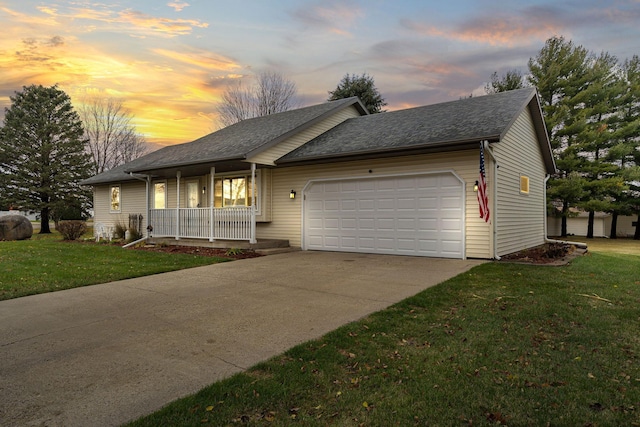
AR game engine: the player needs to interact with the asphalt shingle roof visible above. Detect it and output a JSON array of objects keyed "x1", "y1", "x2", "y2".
[
  {"x1": 82, "y1": 97, "x2": 364, "y2": 185},
  {"x1": 278, "y1": 88, "x2": 538, "y2": 163},
  {"x1": 82, "y1": 88, "x2": 554, "y2": 185}
]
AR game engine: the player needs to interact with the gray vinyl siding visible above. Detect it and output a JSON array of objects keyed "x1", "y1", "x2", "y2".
[
  {"x1": 256, "y1": 151, "x2": 492, "y2": 259},
  {"x1": 493, "y1": 107, "x2": 547, "y2": 256}
]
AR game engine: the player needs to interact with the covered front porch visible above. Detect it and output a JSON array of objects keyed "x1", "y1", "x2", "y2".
[{"x1": 137, "y1": 161, "x2": 270, "y2": 245}]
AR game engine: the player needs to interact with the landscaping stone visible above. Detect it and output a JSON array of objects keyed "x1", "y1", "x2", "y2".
[{"x1": 0, "y1": 215, "x2": 33, "y2": 241}]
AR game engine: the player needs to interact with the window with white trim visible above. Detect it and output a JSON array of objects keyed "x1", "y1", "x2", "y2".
[
  {"x1": 110, "y1": 185, "x2": 121, "y2": 212},
  {"x1": 154, "y1": 182, "x2": 166, "y2": 209},
  {"x1": 213, "y1": 171, "x2": 260, "y2": 213}
]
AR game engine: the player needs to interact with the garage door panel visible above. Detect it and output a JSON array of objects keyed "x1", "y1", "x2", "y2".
[{"x1": 304, "y1": 174, "x2": 463, "y2": 258}]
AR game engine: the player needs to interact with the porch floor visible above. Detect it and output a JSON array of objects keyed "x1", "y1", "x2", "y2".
[{"x1": 147, "y1": 237, "x2": 290, "y2": 250}]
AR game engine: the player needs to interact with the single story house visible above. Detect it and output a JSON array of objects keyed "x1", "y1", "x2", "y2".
[{"x1": 82, "y1": 88, "x2": 556, "y2": 259}]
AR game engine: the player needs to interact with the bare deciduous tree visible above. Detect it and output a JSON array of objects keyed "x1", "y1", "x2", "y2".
[
  {"x1": 78, "y1": 97, "x2": 150, "y2": 174},
  {"x1": 216, "y1": 70, "x2": 299, "y2": 128}
]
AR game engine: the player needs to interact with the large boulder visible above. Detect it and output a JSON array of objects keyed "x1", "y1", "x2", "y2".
[{"x1": 0, "y1": 215, "x2": 33, "y2": 241}]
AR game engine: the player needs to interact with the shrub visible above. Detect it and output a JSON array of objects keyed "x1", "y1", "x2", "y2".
[
  {"x1": 113, "y1": 218, "x2": 128, "y2": 239},
  {"x1": 225, "y1": 248, "x2": 244, "y2": 256},
  {"x1": 127, "y1": 228, "x2": 143, "y2": 243},
  {"x1": 544, "y1": 242, "x2": 570, "y2": 259},
  {"x1": 57, "y1": 221, "x2": 87, "y2": 241}
]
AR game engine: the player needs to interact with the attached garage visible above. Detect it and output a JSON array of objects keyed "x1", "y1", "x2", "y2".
[{"x1": 303, "y1": 172, "x2": 464, "y2": 258}]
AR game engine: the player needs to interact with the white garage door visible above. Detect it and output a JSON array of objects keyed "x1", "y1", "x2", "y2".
[{"x1": 303, "y1": 173, "x2": 464, "y2": 258}]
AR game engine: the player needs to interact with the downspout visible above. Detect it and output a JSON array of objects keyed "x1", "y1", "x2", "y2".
[
  {"x1": 543, "y1": 173, "x2": 588, "y2": 249},
  {"x1": 176, "y1": 170, "x2": 181, "y2": 240},
  {"x1": 209, "y1": 166, "x2": 215, "y2": 242},
  {"x1": 250, "y1": 163, "x2": 257, "y2": 244},
  {"x1": 127, "y1": 172, "x2": 151, "y2": 245},
  {"x1": 483, "y1": 141, "x2": 501, "y2": 260}
]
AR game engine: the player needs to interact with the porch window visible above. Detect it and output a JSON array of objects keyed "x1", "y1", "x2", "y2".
[
  {"x1": 186, "y1": 181, "x2": 199, "y2": 208},
  {"x1": 154, "y1": 182, "x2": 166, "y2": 209},
  {"x1": 213, "y1": 173, "x2": 258, "y2": 212},
  {"x1": 110, "y1": 186, "x2": 121, "y2": 212}
]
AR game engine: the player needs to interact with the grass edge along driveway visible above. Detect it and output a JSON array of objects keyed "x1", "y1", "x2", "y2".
[
  {"x1": 0, "y1": 239, "x2": 230, "y2": 301},
  {"x1": 128, "y1": 244, "x2": 640, "y2": 427}
]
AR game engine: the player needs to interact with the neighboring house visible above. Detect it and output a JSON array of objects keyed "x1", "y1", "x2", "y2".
[
  {"x1": 81, "y1": 88, "x2": 556, "y2": 259},
  {"x1": 547, "y1": 212, "x2": 637, "y2": 238},
  {"x1": 0, "y1": 210, "x2": 38, "y2": 221}
]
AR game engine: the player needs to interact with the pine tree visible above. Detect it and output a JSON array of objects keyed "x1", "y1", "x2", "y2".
[
  {"x1": 528, "y1": 36, "x2": 590, "y2": 236},
  {"x1": 485, "y1": 69, "x2": 528, "y2": 94},
  {"x1": 571, "y1": 52, "x2": 626, "y2": 237},
  {"x1": 0, "y1": 85, "x2": 92, "y2": 233},
  {"x1": 328, "y1": 73, "x2": 387, "y2": 114},
  {"x1": 607, "y1": 55, "x2": 640, "y2": 238}
]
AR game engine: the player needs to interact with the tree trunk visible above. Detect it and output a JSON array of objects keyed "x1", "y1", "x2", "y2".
[
  {"x1": 40, "y1": 207, "x2": 51, "y2": 234},
  {"x1": 586, "y1": 211, "x2": 594, "y2": 238},
  {"x1": 609, "y1": 212, "x2": 618, "y2": 239},
  {"x1": 561, "y1": 201, "x2": 568, "y2": 237},
  {"x1": 635, "y1": 214, "x2": 640, "y2": 240}
]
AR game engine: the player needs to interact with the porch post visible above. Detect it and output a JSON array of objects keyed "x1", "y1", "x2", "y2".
[
  {"x1": 209, "y1": 166, "x2": 215, "y2": 242},
  {"x1": 145, "y1": 176, "x2": 150, "y2": 237},
  {"x1": 250, "y1": 162, "x2": 257, "y2": 244},
  {"x1": 176, "y1": 170, "x2": 181, "y2": 240}
]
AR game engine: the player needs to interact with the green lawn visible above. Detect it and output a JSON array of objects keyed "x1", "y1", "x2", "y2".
[
  {"x1": 0, "y1": 232, "x2": 230, "y2": 300},
  {"x1": 128, "y1": 241, "x2": 640, "y2": 426}
]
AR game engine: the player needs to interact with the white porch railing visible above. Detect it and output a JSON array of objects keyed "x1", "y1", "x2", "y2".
[{"x1": 149, "y1": 207, "x2": 254, "y2": 241}]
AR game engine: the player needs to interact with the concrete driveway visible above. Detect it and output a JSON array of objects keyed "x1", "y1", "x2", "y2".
[{"x1": 0, "y1": 251, "x2": 483, "y2": 426}]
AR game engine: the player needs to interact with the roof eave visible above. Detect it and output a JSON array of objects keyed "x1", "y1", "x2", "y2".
[
  {"x1": 275, "y1": 136, "x2": 500, "y2": 166},
  {"x1": 125, "y1": 155, "x2": 246, "y2": 174}
]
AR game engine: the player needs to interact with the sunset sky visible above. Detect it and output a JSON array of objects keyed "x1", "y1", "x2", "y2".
[{"x1": 1, "y1": 1, "x2": 638, "y2": 147}]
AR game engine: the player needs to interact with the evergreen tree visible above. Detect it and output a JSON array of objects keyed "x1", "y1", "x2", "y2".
[
  {"x1": 571, "y1": 52, "x2": 626, "y2": 237},
  {"x1": 528, "y1": 36, "x2": 591, "y2": 236},
  {"x1": 0, "y1": 85, "x2": 92, "y2": 233},
  {"x1": 328, "y1": 73, "x2": 387, "y2": 114},
  {"x1": 607, "y1": 55, "x2": 640, "y2": 238},
  {"x1": 485, "y1": 69, "x2": 528, "y2": 94}
]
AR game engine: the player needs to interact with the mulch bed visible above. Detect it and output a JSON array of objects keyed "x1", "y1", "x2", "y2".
[
  {"x1": 500, "y1": 242, "x2": 581, "y2": 265},
  {"x1": 129, "y1": 244, "x2": 263, "y2": 260}
]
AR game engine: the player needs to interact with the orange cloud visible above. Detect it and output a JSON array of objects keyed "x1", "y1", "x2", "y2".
[
  {"x1": 153, "y1": 48, "x2": 240, "y2": 72},
  {"x1": 117, "y1": 9, "x2": 208, "y2": 36}
]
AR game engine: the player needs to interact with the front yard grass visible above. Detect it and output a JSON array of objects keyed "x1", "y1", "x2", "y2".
[
  {"x1": 129, "y1": 242, "x2": 640, "y2": 426},
  {"x1": 0, "y1": 233, "x2": 230, "y2": 300}
]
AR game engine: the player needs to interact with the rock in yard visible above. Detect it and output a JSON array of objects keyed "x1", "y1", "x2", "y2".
[{"x1": 0, "y1": 215, "x2": 33, "y2": 241}]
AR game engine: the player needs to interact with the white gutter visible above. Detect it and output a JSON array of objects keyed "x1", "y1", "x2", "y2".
[
  {"x1": 543, "y1": 173, "x2": 588, "y2": 249},
  {"x1": 482, "y1": 141, "x2": 501, "y2": 260}
]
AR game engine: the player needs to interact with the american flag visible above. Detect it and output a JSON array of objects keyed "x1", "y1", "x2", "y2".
[{"x1": 478, "y1": 142, "x2": 490, "y2": 222}]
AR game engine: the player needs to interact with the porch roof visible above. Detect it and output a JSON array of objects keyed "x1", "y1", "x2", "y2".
[{"x1": 277, "y1": 88, "x2": 556, "y2": 174}]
